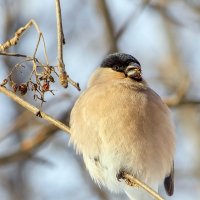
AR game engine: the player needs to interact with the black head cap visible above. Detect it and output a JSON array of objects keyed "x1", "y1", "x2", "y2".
[{"x1": 100, "y1": 53, "x2": 140, "y2": 68}]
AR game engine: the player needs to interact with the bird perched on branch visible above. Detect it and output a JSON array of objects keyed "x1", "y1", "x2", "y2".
[{"x1": 70, "y1": 53, "x2": 175, "y2": 200}]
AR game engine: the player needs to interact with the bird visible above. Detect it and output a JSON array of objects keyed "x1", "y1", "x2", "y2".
[{"x1": 69, "y1": 53, "x2": 175, "y2": 200}]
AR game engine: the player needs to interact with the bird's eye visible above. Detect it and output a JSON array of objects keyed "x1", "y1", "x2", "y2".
[{"x1": 112, "y1": 65, "x2": 121, "y2": 71}]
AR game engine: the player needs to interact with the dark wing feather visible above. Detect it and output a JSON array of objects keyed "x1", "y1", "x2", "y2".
[{"x1": 164, "y1": 162, "x2": 174, "y2": 196}]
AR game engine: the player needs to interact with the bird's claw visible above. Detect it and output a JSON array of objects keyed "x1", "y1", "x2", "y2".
[{"x1": 116, "y1": 171, "x2": 125, "y2": 182}]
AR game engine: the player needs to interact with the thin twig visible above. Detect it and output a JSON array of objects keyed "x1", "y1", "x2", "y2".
[
  {"x1": 0, "y1": 52, "x2": 29, "y2": 58},
  {"x1": 119, "y1": 171, "x2": 165, "y2": 200},
  {"x1": 0, "y1": 20, "x2": 32, "y2": 51},
  {"x1": 54, "y1": 0, "x2": 80, "y2": 91},
  {"x1": 30, "y1": 20, "x2": 49, "y2": 64},
  {"x1": 0, "y1": 19, "x2": 45, "y2": 53},
  {"x1": 67, "y1": 76, "x2": 80, "y2": 91},
  {"x1": 55, "y1": 0, "x2": 68, "y2": 88},
  {"x1": 0, "y1": 52, "x2": 42, "y2": 67},
  {"x1": 0, "y1": 86, "x2": 70, "y2": 134}
]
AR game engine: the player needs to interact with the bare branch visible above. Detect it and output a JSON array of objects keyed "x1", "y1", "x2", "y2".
[
  {"x1": 0, "y1": 86, "x2": 70, "y2": 134},
  {"x1": 118, "y1": 171, "x2": 165, "y2": 200},
  {"x1": 55, "y1": 0, "x2": 80, "y2": 91},
  {"x1": 0, "y1": 19, "x2": 48, "y2": 64},
  {"x1": 55, "y1": 0, "x2": 67, "y2": 87},
  {"x1": 0, "y1": 20, "x2": 32, "y2": 51},
  {"x1": 0, "y1": 52, "x2": 29, "y2": 58}
]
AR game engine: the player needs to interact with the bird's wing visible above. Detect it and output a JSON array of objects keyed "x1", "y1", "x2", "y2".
[
  {"x1": 69, "y1": 86, "x2": 104, "y2": 156},
  {"x1": 164, "y1": 161, "x2": 174, "y2": 196}
]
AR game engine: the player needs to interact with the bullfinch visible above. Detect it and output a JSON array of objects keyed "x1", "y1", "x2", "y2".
[{"x1": 70, "y1": 53, "x2": 175, "y2": 200}]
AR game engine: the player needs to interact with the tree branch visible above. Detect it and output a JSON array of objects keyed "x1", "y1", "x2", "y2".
[
  {"x1": 55, "y1": 0, "x2": 67, "y2": 88},
  {"x1": 0, "y1": 52, "x2": 29, "y2": 58},
  {"x1": 54, "y1": 0, "x2": 80, "y2": 91},
  {"x1": 0, "y1": 86, "x2": 70, "y2": 134},
  {"x1": 118, "y1": 171, "x2": 165, "y2": 200}
]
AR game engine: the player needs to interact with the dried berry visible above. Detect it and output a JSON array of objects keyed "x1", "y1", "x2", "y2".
[
  {"x1": 12, "y1": 84, "x2": 18, "y2": 93},
  {"x1": 19, "y1": 83, "x2": 28, "y2": 95},
  {"x1": 42, "y1": 82, "x2": 49, "y2": 91}
]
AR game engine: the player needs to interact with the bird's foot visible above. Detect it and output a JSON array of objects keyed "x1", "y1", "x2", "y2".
[
  {"x1": 116, "y1": 171, "x2": 139, "y2": 188},
  {"x1": 116, "y1": 170, "x2": 126, "y2": 181}
]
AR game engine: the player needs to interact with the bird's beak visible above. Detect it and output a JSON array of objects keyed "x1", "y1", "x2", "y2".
[{"x1": 125, "y1": 63, "x2": 142, "y2": 81}]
